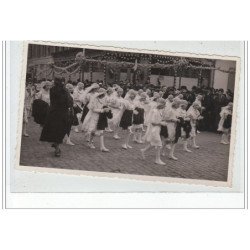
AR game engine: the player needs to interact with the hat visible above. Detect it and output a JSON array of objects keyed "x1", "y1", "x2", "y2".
[
  {"x1": 173, "y1": 97, "x2": 181, "y2": 103},
  {"x1": 180, "y1": 100, "x2": 188, "y2": 106},
  {"x1": 117, "y1": 87, "x2": 124, "y2": 93},
  {"x1": 40, "y1": 81, "x2": 46, "y2": 88},
  {"x1": 96, "y1": 88, "x2": 107, "y2": 96},
  {"x1": 107, "y1": 87, "x2": 113, "y2": 93},
  {"x1": 139, "y1": 92, "x2": 147, "y2": 100},
  {"x1": 65, "y1": 83, "x2": 74, "y2": 90},
  {"x1": 153, "y1": 92, "x2": 160, "y2": 99},
  {"x1": 77, "y1": 82, "x2": 84, "y2": 88},
  {"x1": 192, "y1": 101, "x2": 200, "y2": 107},
  {"x1": 128, "y1": 89, "x2": 137, "y2": 97},
  {"x1": 157, "y1": 98, "x2": 166, "y2": 106},
  {"x1": 91, "y1": 82, "x2": 100, "y2": 89},
  {"x1": 45, "y1": 81, "x2": 52, "y2": 87}
]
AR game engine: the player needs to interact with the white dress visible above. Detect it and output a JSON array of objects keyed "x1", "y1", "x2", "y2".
[
  {"x1": 144, "y1": 108, "x2": 163, "y2": 147},
  {"x1": 187, "y1": 106, "x2": 200, "y2": 137},
  {"x1": 217, "y1": 107, "x2": 232, "y2": 132},
  {"x1": 109, "y1": 96, "x2": 124, "y2": 126},
  {"x1": 73, "y1": 88, "x2": 85, "y2": 108},
  {"x1": 164, "y1": 108, "x2": 179, "y2": 141},
  {"x1": 144, "y1": 101, "x2": 157, "y2": 126},
  {"x1": 81, "y1": 96, "x2": 106, "y2": 133}
]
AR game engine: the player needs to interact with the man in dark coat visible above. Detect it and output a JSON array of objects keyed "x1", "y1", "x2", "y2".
[{"x1": 40, "y1": 77, "x2": 71, "y2": 157}]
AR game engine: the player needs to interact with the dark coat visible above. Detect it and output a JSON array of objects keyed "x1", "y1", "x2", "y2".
[
  {"x1": 40, "y1": 85, "x2": 71, "y2": 144},
  {"x1": 32, "y1": 99, "x2": 49, "y2": 126},
  {"x1": 97, "y1": 106, "x2": 113, "y2": 131}
]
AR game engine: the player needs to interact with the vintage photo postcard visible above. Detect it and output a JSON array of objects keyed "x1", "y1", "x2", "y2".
[{"x1": 15, "y1": 41, "x2": 240, "y2": 187}]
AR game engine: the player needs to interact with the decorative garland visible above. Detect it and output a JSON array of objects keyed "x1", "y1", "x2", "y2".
[{"x1": 34, "y1": 52, "x2": 236, "y2": 80}]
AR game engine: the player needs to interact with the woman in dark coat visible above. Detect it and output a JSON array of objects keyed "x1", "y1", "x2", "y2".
[{"x1": 40, "y1": 77, "x2": 71, "y2": 157}]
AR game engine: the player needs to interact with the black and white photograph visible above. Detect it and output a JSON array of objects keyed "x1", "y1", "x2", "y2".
[{"x1": 17, "y1": 41, "x2": 239, "y2": 185}]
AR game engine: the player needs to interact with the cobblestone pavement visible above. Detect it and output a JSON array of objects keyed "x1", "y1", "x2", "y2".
[{"x1": 19, "y1": 120, "x2": 230, "y2": 182}]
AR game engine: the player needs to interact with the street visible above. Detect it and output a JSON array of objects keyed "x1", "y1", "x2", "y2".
[{"x1": 20, "y1": 120, "x2": 230, "y2": 182}]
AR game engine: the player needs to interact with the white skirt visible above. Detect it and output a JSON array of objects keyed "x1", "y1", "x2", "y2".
[
  {"x1": 144, "y1": 124, "x2": 162, "y2": 147},
  {"x1": 81, "y1": 110, "x2": 99, "y2": 133},
  {"x1": 166, "y1": 122, "x2": 176, "y2": 141}
]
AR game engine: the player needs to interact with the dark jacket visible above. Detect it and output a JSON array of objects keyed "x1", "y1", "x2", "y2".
[{"x1": 40, "y1": 85, "x2": 71, "y2": 144}]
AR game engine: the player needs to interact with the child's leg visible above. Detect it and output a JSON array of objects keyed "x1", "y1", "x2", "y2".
[
  {"x1": 100, "y1": 132, "x2": 109, "y2": 152},
  {"x1": 161, "y1": 138, "x2": 167, "y2": 156},
  {"x1": 155, "y1": 146, "x2": 166, "y2": 165},
  {"x1": 23, "y1": 122, "x2": 29, "y2": 137},
  {"x1": 122, "y1": 130, "x2": 133, "y2": 149},
  {"x1": 132, "y1": 126, "x2": 137, "y2": 142},
  {"x1": 88, "y1": 132, "x2": 95, "y2": 148},
  {"x1": 192, "y1": 136, "x2": 199, "y2": 148},
  {"x1": 183, "y1": 139, "x2": 192, "y2": 152},
  {"x1": 113, "y1": 125, "x2": 121, "y2": 139},
  {"x1": 66, "y1": 133, "x2": 75, "y2": 145},
  {"x1": 105, "y1": 119, "x2": 113, "y2": 132},
  {"x1": 140, "y1": 143, "x2": 151, "y2": 159},
  {"x1": 169, "y1": 143, "x2": 178, "y2": 160},
  {"x1": 137, "y1": 130, "x2": 143, "y2": 143},
  {"x1": 221, "y1": 132, "x2": 229, "y2": 144}
]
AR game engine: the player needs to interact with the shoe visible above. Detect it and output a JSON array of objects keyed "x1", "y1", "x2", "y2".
[
  {"x1": 220, "y1": 141, "x2": 229, "y2": 145},
  {"x1": 74, "y1": 128, "x2": 79, "y2": 133},
  {"x1": 66, "y1": 140, "x2": 75, "y2": 146},
  {"x1": 127, "y1": 144, "x2": 133, "y2": 149},
  {"x1": 169, "y1": 155, "x2": 178, "y2": 161},
  {"x1": 88, "y1": 143, "x2": 96, "y2": 149},
  {"x1": 184, "y1": 148, "x2": 192, "y2": 153},
  {"x1": 113, "y1": 135, "x2": 121, "y2": 140},
  {"x1": 193, "y1": 145, "x2": 199, "y2": 149},
  {"x1": 155, "y1": 160, "x2": 166, "y2": 165},
  {"x1": 122, "y1": 144, "x2": 127, "y2": 150},
  {"x1": 166, "y1": 145, "x2": 171, "y2": 150},
  {"x1": 23, "y1": 133, "x2": 29, "y2": 137},
  {"x1": 101, "y1": 148, "x2": 110, "y2": 152}
]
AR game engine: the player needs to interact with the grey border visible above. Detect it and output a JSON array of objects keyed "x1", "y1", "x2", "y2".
[{"x1": 3, "y1": 41, "x2": 248, "y2": 209}]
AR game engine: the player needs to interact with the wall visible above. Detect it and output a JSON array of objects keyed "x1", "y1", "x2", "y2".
[{"x1": 213, "y1": 60, "x2": 236, "y2": 91}]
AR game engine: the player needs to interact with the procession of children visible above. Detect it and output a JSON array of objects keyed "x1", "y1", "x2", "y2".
[{"x1": 23, "y1": 78, "x2": 233, "y2": 165}]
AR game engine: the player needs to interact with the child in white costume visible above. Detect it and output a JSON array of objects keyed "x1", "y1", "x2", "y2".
[
  {"x1": 72, "y1": 82, "x2": 85, "y2": 132},
  {"x1": 217, "y1": 102, "x2": 233, "y2": 144},
  {"x1": 176, "y1": 100, "x2": 192, "y2": 153},
  {"x1": 82, "y1": 88, "x2": 111, "y2": 152},
  {"x1": 119, "y1": 90, "x2": 137, "y2": 149},
  {"x1": 110, "y1": 87, "x2": 125, "y2": 140},
  {"x1": 187, "y1": 102, "x2": 204, "y2": 148},
  {"x1": 80, "y1": 83, "x2": 99, "y2": 124},
  {"x1": 144, "y1": 92, "x2": 160, "y2": 126},
  {"x1": 163, "y1": 99, "x2": 181, "y2": 160},
  {"x1": 141, "y1": 98, "x2": 167, "y2": 165}
]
